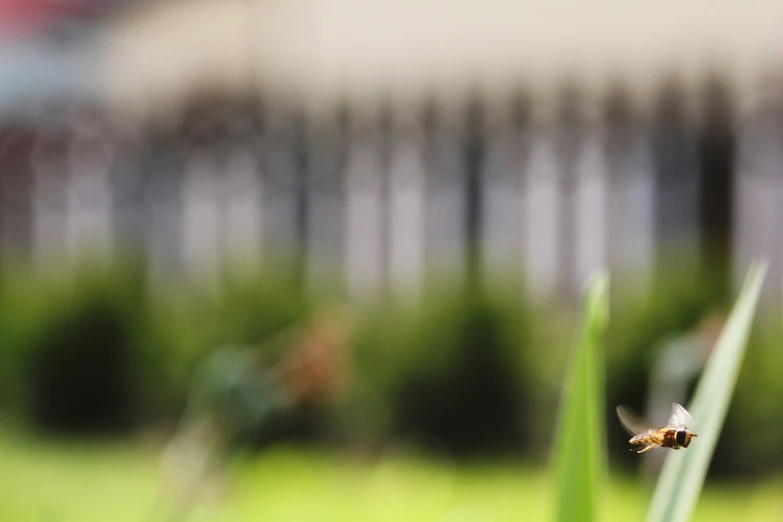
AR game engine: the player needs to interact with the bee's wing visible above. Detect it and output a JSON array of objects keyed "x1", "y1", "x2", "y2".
[
  {"x1": 616, "y1": 405, "x2": 654, "y2": 436},
  {"x1": 668, "y1": 402, "x2": 693, "y2": 428}
]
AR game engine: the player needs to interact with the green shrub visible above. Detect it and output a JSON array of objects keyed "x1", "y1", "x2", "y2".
[
  {"x1": 346, "y1": 287, "x2": 537, "y2": 458},
  {"x1": 0, "y1": 262, "x2": 314, "y2": 433},
  {"x1": 0, "y1": 262, "x2": 150, "y2": 434},
  {"x1": 712, "y1": 320, "x2": 783, "y2": 477},
  {"x1": 2, "y1": 255, "x2": 782, "y2": 485}
]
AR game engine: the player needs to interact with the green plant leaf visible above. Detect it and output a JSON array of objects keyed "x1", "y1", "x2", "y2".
[
  {"x1": 645, "y1": 260, "x2": 768, "y2": 522},
  {"x1": 553, "y1": 271, "x2": 609, "y2": 522}
]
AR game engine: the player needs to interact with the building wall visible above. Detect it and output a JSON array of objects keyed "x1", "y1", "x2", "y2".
[{"x1": 98, "y1": 0, "x2": 783, "y2": 121}]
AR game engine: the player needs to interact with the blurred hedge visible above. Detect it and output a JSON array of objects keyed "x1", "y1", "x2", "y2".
[
  {"x1": 0, "y1": 261, "x2": 150, "y2": 432},
  {"x1": 342, "y1": 287, "x2": 539, "y2": 458},
  {"x1": 1, "y1": 259, "x2": 783, "y2": 478},
  {"x1": 0, "y1": 261, "x2": 312, "y2": 434}
]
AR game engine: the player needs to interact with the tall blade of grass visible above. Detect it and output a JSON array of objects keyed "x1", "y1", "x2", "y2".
[
  {"x1": 553, "y1": 271, "x2": 609, "y2": 522},
  {"x1": 646, "y1": 260, "x2": 767, "y2": 522}
]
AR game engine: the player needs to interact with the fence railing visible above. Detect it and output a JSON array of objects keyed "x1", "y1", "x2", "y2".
[{"x1": 1, "y1": 76, "x2": 782, "y2": 306}]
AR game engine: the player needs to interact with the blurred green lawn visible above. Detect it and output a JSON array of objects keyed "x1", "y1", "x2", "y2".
[{"x1": 0, "y1": 429, "x2": 781, "y2": 522}]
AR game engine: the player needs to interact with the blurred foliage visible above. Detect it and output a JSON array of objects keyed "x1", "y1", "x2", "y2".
[
  {"x1": 147, "y1": 268, "x2": 312, "y2": 419},
  {"x1": 0, "y1": 258, "x2": 782, "y2": 480},
  {"x1": 346, "y1": 286, "x2": 537, "y2": 458},
  {"x1": 0, "y1": 261, "x2": 151, "y2": 433},
  {"x1": 0, "y1": 261, "x2": 312, "y2": 434},
  {"x1": 715, "y1": 321, "x2": 783, "y2": 478},
  {"x1": 23, "y1": 272, "x2": 144, "y2": 433}
]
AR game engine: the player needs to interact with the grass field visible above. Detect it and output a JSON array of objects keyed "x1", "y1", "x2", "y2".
[{"x1": 0, "y1": 429, "x2": 781, "y2": 522}]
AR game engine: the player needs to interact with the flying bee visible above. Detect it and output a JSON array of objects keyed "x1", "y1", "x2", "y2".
[{"x1": 616, "y1": 402, "x2": 698, "y2": 454}]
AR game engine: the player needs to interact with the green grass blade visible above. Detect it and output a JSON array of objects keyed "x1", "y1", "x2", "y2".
[
  {"x1": 553, "y1": 271, "x2": 610, "y2": 522},
  {"x1": 645, "y1": 260, "x2": 768, "y2": 522}
]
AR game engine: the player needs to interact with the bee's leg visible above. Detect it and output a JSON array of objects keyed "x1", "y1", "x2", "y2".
[{"x1": 636, "y1": 444, "x2": 656, "y2": 454}]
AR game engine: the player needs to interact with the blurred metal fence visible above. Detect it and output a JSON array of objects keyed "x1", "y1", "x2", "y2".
[{"x1": 0, "y1": 75, "x2": 781, "y2": 305}]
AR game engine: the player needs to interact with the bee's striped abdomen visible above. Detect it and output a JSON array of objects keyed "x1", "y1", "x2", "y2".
[{"x1": 629, "y1": 429, "x2": 664, "y2": 446}]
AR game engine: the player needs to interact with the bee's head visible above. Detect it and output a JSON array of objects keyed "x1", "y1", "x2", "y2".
[{"x1": 676, "y1": 429, "x2": 695, "y2": 447}]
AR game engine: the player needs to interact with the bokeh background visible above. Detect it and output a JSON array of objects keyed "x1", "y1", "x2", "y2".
[{"x1": 2, "y1": 1, "x2": 783, "y2": 521}]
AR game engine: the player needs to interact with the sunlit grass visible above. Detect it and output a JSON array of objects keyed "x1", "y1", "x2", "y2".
[{"x1": 0, "y1": 430, "x2": 781, "y2": 522}]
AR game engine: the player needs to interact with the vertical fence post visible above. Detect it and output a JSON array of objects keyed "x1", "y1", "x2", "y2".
[
  {"x1": 0, "y1": 124, "x2": 36, "y2": 262},
  {"x1": 305, "y1": 103, "x2": 350, "y2": 295},
  {"x1": 604, "y1": 83, "x2": 654, "y2": 293},
  {"x1": 388, "y1": 102, "x2": 425, "y2": 302},
  {"x1": 377, "y1": 99, "x2": 394, "y2": 299},
  {"x1": 344, "y1": 104, "x2": 384, "y2": 302},
  {"x1": 422, "y1": 96, "x2": 466, "y2": 286},
  {"x1": 220, "y1": 100, "x2": 263, "y2": 274},
  {"x1": 697, "y1": 74, "x2": 735, "y2": 284},
  {"x1": 462, "y1": 92, "x2": 487, "y2": 291},
  {"x1": 523, "y1": 108, "x2": 560, "y2": 300},
  {"x1": 482, "y1": 90, "x2": 530, "y2": 290},
  {"x1": 291, "y1": 109, "x2": 311, "y2": 290},
  {"x1": 733, "y1": 76, "x2": 783, "y2": 305},
  {"x1": 180, "y1": 98, "x2": 223, "y2": 290},
  {"x1": 572, "y1": 102, "x2": 608, "y2": 299},
  {"x1": 145, "y1": 121, "x2": 184, "y2": 288},
  {"x1": 65, "y1": 108, "x2": 113, "y2": 266},
  {"x1": 554, "y1": 81, "x2": 586, "y2": 300},
  {"x1": 31, "y1": 109, "x2": 70, "y2": 272},
  {"x1": 110, "y1": 122, "x2": 148, "y2": 261},
  {"x1": 651, "y1": 77, "x2": 701, "y2": 276}
]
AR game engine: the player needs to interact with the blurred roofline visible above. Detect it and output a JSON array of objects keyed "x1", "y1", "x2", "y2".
[{"x1": 12, "y1": 0, "x2": 782, "y2": 127}]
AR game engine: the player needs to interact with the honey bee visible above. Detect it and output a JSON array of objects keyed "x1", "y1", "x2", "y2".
[{"x1": 616, "y1": 402, "x2": 698, "y2": 454}]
